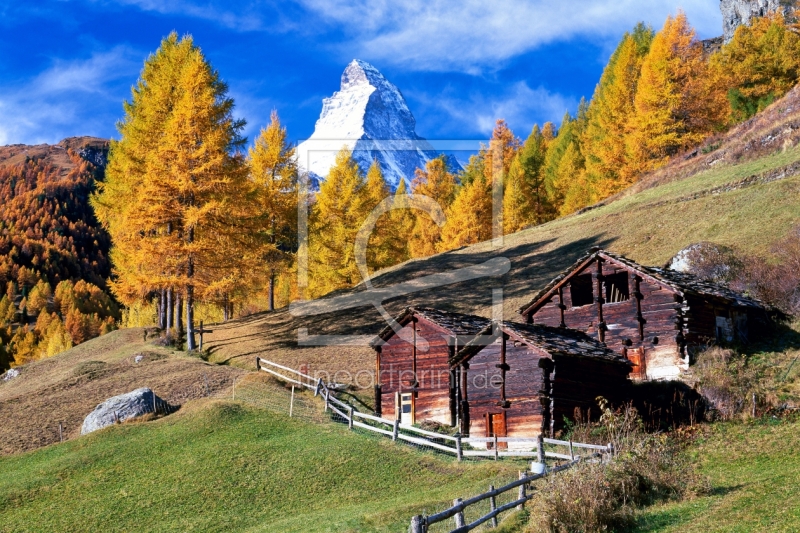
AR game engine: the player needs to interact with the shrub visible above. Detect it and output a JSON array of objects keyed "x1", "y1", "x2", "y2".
[{"x1": 525, "y1": 399, "x2": 707, "y2": 533}]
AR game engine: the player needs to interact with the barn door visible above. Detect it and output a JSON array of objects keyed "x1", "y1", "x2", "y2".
[
  {"x1": 626, "y1": 347, "x2": 646, "y2": 380},
  {"x1": 484, "y1": 412, "x2": 507, "y2": 449}
]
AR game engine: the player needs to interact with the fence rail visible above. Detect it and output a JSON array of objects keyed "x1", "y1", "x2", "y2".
[
  {"x1": 256, "y1": 357, "x2": 612, "y2": 462},
  {"x1": 410, "y1": 455, "x2": 601, "y2": 533}
]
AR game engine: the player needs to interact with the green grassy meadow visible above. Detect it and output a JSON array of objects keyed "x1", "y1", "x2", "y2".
[
  {"x1": 636, "y1": 417, "x2": 800, "y2": 532},
  {"x1": 0, "y1": 399, "x2": 521, "y2": 533}
]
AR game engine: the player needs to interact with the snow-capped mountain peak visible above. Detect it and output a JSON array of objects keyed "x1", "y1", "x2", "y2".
[{"x1": 296, "y1": 59, "x2": 455, "y2": 190}]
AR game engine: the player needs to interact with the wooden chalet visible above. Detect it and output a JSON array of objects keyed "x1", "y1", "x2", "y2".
[
  {"x1": 451, "y1": 321, "x2": 632, "y2": 445},
  {"x1": 518, "y1": 248, "x2": 770, "y2": 381},
  {"x1": 371, "y1": 307, "x2": 490, "y2": 426}
]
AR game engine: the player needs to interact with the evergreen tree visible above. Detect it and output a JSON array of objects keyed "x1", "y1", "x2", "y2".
[
  {"x1": 409, "y1": 156, "x2": 457, "y2": 258},
  {"x1": 583, "y1": 24, "x2": 654, "y2": 199},
  {"x1": 710, "y1": 13, "x2": 800, "y2": 122},
  {"x1": 248, "y1": 111, "x2": 298, "y2": 310},
  {"x1": 502, "y1": 155, "x2": 532, "y2": 234},
  {"x1": 93, "y1": 33, "x2": 248, "y2": 350},
  {"x1": 385, "y1": 179, "x2": 415, "y2": 265},
  {"x1": 543, "y1": 107, "x2": 587, "y2": 215},
  {"x1": 626, "y1": 12, "x2": 724, "y2": 177},
  {"x1": 308, "y1": 147, "x2": 368, "y2": 296},
  {"x1": 438, "y1": 175, "x2": 493, "y2": 251},
  {"x1": 518, "y1": 124, "x2": 553, "y2": 225},
  {"x1": 362, "y1": 160, "x2": 393, "y2": 273}
]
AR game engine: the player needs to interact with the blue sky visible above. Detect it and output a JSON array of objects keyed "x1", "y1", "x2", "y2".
[{"x1": 0, "y1": 1, "x2": 723, "y2": 149}]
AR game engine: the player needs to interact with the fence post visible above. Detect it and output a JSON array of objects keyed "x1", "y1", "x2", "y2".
[
  {"x1": 348, "y1": 407, "x2": 354, "y2": 430},
  {"x1": 569, "y1": 438, "x2": 574, "y2": 461},
  {"x1": 314, "y1": 378, "x2": 322, "y2": 397},
  {"x1": 537, "y1": 434, "x2": 545, "y2": 464},
  {"x1": 455, "y1": 435, "x2": 463, "y2": 462},
  {"x1": 290, "y1": 386, "x2": 295, "y2": 418},
  {"x1": 255, "y1": 357, "x2": 260, "y2": 371},
  {"x1": 324, "y1": 390, "x2": 329, "y2": 413},
  {"x1": 153, "y1": 392, "x2": 157, "y2": 415},
  {"x1": 58, "y1": 422, "x2": 63, "y2": 443},
  {"x1": 517, "y1": 470, "x2": 527, "y2": 510},
  {"x1": 453, "y1": 498, "x2": 465, "y2": 528},
  {"x1": 494, "y1": 435, "x2": 499, "y2": 460},
  {"x1": 408, "y1": 515, "x2": 424, "y2": 533},
  {"x1": 607, "y1": 442, "x2": 615, "y2": 463},
  {"x1": 393, "y1": 419, "x2": 399, "y2": 441},
  {"x1": 489, "y1": 484, "x2": 498, "y2": 527}
]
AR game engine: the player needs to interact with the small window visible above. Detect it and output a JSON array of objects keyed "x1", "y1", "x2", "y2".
[
  {"x1": 569, "y1": 274, "x2": 594, "y2": 307},
  {"x1": 604, "y1": 273, "x2": 630, "y2": 304}
]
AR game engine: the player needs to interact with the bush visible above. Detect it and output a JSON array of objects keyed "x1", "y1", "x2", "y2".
[{"x1": 525, "y1": 399, "x2": 707, "y2": 533}]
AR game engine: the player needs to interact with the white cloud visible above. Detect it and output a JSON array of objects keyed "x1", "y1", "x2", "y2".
[
  {"x1": 0, "y1": 46, "x2": 140, "y2": 145},
  {"x1": 295, "y1": 0, "x2": 722, "y2": 72},
  {"x1": 410, "y1": 82, "x2": 576, "y2": 138},
  {"x1": 97, "y1": 0, "x2": 725, "y2": 72},
  {"x1": 104, "y1": 0, "x2": 265, "y2": 31}
]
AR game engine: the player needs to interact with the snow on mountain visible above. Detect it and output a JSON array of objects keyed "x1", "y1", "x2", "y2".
[{"x1": 296, "y1": 59, "x2": 458, "y2": 191}]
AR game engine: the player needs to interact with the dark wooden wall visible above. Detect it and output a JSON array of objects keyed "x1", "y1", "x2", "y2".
[
  {"x1": 548, "y1": 355, "x2": 632, "y2": 435},
  {"x1": 377, "y1": 317, "x2": 453, "y2": 425},
  {"x1": 528, "y1": 259, "x2": 684, "y2": 380},
  {"x1": 464, "y1": 339, "x2": 546, "y2": 439}
]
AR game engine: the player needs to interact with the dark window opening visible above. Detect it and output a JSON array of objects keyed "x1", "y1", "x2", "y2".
[
  {"x1": 604, "y1": 273, "x2": 630, "y2": 304},
  {"x1": 569, "y1": 274, "x2": 594, "y2": 307}
]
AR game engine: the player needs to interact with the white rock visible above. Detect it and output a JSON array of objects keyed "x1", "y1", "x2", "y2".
[
  {"x1": 2, "y1": 368, "x2": 20, "y2": 381},
  {"x1": 81, "y1": 387, "x2": 162, "y2": 435}
]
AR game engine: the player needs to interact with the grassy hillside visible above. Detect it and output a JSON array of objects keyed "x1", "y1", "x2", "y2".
[
  {"x1": 636, "y1": 416, "x2": 800, "y2": 532},
  {"x1": 0, "y1": 328, "x2": 243, "y2": 455},
  {"x1": 0, "y1": 397, "x2": 521, "y2": 533},
  {"x1": 204, "y1": 90, "x2": 800, "y2": 381}
]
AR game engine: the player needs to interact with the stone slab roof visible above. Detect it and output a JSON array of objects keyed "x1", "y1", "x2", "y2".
[
  {"x1": 518, "y1": 248, "x2": 767, "y2": 316},
  {"x1": 453, "y1": 320, "x2": 631, "y2": 367},
  {"x1": 371, "y1": 307, "x2": 491, "y2": 347}
]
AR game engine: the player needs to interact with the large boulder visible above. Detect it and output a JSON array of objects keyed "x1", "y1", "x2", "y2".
[{"x1": 81, "y1": 388, "x2": 162, "y2": 435}]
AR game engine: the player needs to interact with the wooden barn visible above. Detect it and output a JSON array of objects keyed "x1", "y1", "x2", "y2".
[
  {"x1": 371, "y1": 307, "x2": 490, "y2": 426},
  {"x1": 518, "y1": 248, "x2": 771, "y2": 381},
  {"x1": 451, "y1": 321, "x2": 631, "y2": 444}
]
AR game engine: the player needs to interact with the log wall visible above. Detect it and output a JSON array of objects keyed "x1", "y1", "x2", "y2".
[
  {"x1": 465, "y1": 339, "x2": 546, "y2": 441},
  {"x1": 377, "y1": 317, "x2": 453, "y2": 425},
  {"x1": 530, "y1": 259, "x2": 684, "y2": 381}
]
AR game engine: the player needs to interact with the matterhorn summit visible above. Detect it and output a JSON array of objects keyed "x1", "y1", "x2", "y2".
[{"x1": 296, "y1": 59, "x2": 452, "y2": 190}]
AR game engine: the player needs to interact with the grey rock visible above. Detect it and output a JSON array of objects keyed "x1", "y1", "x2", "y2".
[
  {"x1": 720, "y1": 0, "x2": 790, "y2": 42},
  {"x1": 2, "y1": 368, "x2": 20, "y2": 381},
  {"x1": 81, "y1": 387, "x2": 162, "y2": 435}
]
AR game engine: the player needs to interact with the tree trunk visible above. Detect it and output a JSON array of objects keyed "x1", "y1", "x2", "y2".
[
  {"x1": 223, "y1": 293, "x2": 229, "y2": 321},
  {"x1": 159, "y1": 289, "x2": 166, "y2": 329},
  {"x1": 186, "y1": 227, "x2": 196, "y2": 351},
  {"x1": 268, "y1": 270, "x2": 275, "y2": 311},
  {"x1": 166, "y1": 287, "x2": 173, "y2": 332},
  {"x1": 175, "y1": 292, "x2": 183, "y2": 336}
]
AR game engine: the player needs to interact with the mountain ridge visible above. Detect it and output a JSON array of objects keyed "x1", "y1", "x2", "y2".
[{"x1": 296, "y1": 59, "x2": 458, "y2": 190}]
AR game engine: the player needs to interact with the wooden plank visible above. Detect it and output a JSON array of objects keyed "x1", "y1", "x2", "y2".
[
  {"x1": 351, "y1": 411, "x2": 393, "y2": 424},
  {"x1": 397, "y1": 423, "x2": 458, "y2": 442},
  {"x1": 395, "y1": 433, "x2": 457, "y2": 453},
  {"x1": 258, "y1": 367, "x2": 310, "y2": 389},
  {"x1": 352, "y1": 420, "x2": 394, "y2": 437},
  {"x1": 258, "y1": 358, "x2": 315, "y2": 383}
]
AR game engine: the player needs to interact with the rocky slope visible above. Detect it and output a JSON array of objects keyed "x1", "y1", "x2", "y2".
[
  {"x1": 720, "y1": 0, "x2": 790, "y2": 42},
  {"x1": 296, "y1": 60, "x2": 456, "y2": 190}
]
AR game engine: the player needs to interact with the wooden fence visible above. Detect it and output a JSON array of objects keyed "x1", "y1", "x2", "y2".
[
  {"x1": 408, "y1": 454, "x2": 604, "y2": 533},
  {"x1": 256, "y1": 357, "x2": 612, "y2": 462}
]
